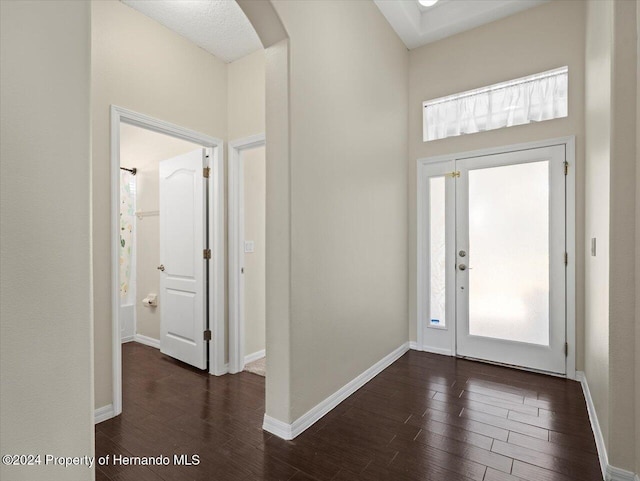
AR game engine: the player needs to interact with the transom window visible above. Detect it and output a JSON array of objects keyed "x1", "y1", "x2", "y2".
[{"x1": 423, "y1": 66, "x2": 568, "y2": 142}]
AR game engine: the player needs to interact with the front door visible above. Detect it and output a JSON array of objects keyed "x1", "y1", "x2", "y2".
[
  {"x1": 159, "y1": 149, "x2": 208, "y2": 370},
  {"x1": 421, "y1": 145, "x2": 567, "y2": 374}
]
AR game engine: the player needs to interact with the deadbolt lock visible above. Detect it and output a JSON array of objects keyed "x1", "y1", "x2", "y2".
[
  {"x1": 459, "y1": 250, "x2": 466, "y2": 257},
  {"x1": 157, "y1": 264, "x2": 165, "y2": 271}
]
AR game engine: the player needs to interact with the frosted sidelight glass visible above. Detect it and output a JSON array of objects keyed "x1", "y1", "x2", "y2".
[
  {"x1": 468, "y1": 161, "x2": 549, "y2": 345},
  {"x1": 429, "y1": 177, "x2": 446, "y2": 327}
]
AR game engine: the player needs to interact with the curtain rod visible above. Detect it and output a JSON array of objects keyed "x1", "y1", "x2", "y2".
[{"x1": 120, "y1": 167, "x2": 137, "y2": 175}]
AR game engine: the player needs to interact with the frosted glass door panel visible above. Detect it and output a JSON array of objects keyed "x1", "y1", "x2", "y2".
[
  {"x1": 467, "y1": 161, "x2": 550, "y2": 345},
  {"x1": 429, "y1": 177, "x2": 446, "y2": 327}
]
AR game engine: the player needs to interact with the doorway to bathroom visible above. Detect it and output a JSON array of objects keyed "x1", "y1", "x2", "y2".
[{"x1": 111, "y1": 106, "x2": 225, "y2": 416}]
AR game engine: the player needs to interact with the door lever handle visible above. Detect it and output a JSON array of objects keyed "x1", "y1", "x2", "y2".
[{"x1": 157, "y1": 264, "x2": 165, "y2": 271}]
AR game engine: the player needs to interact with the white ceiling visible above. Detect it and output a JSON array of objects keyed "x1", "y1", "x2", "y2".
[
  {"x1": 121, "y1": 0, "x2": 262, "y2": 63},
  {"x1": 374, "y1": 0, "x2": 549, "y2": 49}
]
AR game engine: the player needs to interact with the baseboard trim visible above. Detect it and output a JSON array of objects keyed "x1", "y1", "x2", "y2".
[
  {"x1": 121, "y1": 335, "x2": 135, "y2": 343},
  {"x1": 410, "y1": 343, "x2": 453, "y2": 357},
  {"x1": 577, "y1": 371, "x2": 637, "y2": 481},
  {"x1": 606, "y1": 465, "x2": 637, "y2": 481},
  {"x1": 263, "y1": 342, "x2": 410, "y2": 440},
  {"x1": 94, "y1": 404, "x2": 115, "y2": 424},
  {"x1": 263, "y1": 414, "x2": 293, "y2": 440},
  {"x1": 245, "y1": 349, "x2": 266, "y2": 364},
  {"x1": 134, "y1": 334, "x2": 160, "y2": 349}
]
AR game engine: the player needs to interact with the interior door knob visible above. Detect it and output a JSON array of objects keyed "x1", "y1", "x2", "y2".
[
  {"x1": 157, "y1": 264, "x2": 165, "y2": 271},
  {"x1": 458, "y1": 264, "x2": 467, "y2": 271}
]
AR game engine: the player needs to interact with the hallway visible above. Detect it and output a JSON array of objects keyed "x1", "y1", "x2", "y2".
[{"x1": 95, "y1": 344, "x2": 600, "y2": 481}]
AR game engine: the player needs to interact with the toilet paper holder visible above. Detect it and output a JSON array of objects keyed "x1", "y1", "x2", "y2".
[{"x1": 142, "y1": 293, "x2": 158, "y2": 307}]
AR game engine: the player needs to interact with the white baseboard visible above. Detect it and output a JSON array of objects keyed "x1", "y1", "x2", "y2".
[
  {"x1": 134, "y1": 334, "x2": 160, "y2": 349},
  {"x1": 94, "y1": 404, "x2": 115, "y2": 424},
  {"x1": 245, "y1": 349, "x2": 266, "y2": 364},
  {"x1": 263, "y1": 414, "x2": 293, "y2": 440},
  {"x1": 212, "y1": 363, "x2": 229, "y2": 376},
  {"x1": 606, "y1": 466, "x2": 637, "y2": 481},
  {"x1": 577, "y1": 371, "x2": 637, "y2": 481},
  {"x1": 411, "y1": 342, "x2": 452, "y2": 356},
  {"x1": 121, "y1": 335, "x2": 135, "y2": 343},
  {"x1": 263, "y1": 342, "x2": 410, "y2": 440}
]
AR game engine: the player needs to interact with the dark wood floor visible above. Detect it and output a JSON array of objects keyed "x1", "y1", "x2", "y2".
[{"x1": 95, "y1": 342, "x2": 601, "y2": 481}]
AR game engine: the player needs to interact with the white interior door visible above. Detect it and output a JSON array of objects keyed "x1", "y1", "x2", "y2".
[
  {"x1": 159, "y1": 149, "x2": 208, "y2": 370},
  {"x1": 455, "y1": 145, "x2": 566, "y2": 374}
]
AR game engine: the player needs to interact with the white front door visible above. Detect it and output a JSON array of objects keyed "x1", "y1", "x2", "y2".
[
  {"x1": 159, "y1": 149, "x2": 208, "y2": 370},
  {"x1": 455, "y1": 145, "x2": 566, "y2": 374},
  {"x1": 421, "y1": 145, "x2": 567, "y2": 374}
]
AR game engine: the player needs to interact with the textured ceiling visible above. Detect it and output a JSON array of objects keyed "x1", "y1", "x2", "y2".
[
  {"x1": 121, "y1": 0, "x2": 262, "y2": 63},
  {"x1": 375, "y1": 0, "x2": 549, "y2": 49}
]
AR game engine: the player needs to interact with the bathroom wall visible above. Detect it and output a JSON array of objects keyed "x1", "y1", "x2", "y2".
[{"x1": 120, "y1": 123, "x2": 203, "y2": 342}]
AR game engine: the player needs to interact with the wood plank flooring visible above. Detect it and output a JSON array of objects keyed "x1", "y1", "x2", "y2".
[{"x1": 95, "y1": 343, "x2": 601, "y2": 481}]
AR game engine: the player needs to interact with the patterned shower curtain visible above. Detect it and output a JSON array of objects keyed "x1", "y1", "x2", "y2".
[{"x1": 120, "y1": 170, "x2": 135, "y2": 302}]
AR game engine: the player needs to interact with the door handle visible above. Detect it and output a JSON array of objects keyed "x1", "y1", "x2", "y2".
[
  {"x1": 157, "y1": 264, "x2": 165, "y2": 271},
  {"x1": 458, "y1": 264, "x2": 467, "y2": 271}
]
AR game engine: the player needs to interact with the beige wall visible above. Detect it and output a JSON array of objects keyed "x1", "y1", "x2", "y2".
[
  {"x1": 92, "y1": 0, "x2": 227, "y2": 408},
  {"x1": 0, "y1": 1, "x2": 94, "y2": 480},
  {"x1": 120, "y1": 124, "x2": 203, "y2": 341},
  {"x1": 272, "y1": 0, "x2": 409, "y2": 421},
  {"x1": 585, "y1": 0, "x2": 613, "y2": 451},
  {"x1": 263, "y1": 39, "x2": 292, "y2": 421},
  {"x1": 408, "y1": 1, "x2": 586, "y2": 368},
  {"x1": 228, "y1": 48, "x2": 267, "y2": 360},
  {"x1": 584, "y1": 0, "x2": 638, "y2": 471},
  {"x1": 243, "y1": 146, "x2": 267, "y2": 356},
  {"x1": 636, "y1": 4, "x2": 640, "y2": 474},
  {"x1": 608, "y1": 0, "x2": 637, "y2": 470},
  {"x1": 228, "y1": 50, "x2": 266, "y2": 140}
]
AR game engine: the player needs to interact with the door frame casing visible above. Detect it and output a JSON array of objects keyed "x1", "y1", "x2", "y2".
[
  {"x1": 110, "y1": 105, "x2": 225, "y2": 418},
  {"x1": 228, "y1": 133, "x2": 266, "y2": 374},
  {"x1": 416, "y1": 136, "x2": 576, "y2": 380}
]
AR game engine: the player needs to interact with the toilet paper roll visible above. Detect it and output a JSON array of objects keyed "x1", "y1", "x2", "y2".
[{"x1": 142, "y1": 295, "x2": 157, "y2": 307}]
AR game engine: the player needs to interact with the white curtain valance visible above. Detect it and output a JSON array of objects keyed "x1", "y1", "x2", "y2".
[{"x1": 423, "y1": 67, "x2": 568, "y2": 142}]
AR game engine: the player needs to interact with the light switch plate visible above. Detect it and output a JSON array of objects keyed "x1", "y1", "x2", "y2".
[{"x1": 244, "y1": 240, "x2": 255, "y2": 253}]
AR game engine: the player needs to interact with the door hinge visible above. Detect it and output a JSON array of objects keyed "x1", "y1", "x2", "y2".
[
  {"x1": 564, "y1": 252, "x2": 568, "y2": 265},
  {"x1": 564, "y1": 161, "x2": 569, "y2": 176},
  {"x1": 203, "y1": 167, "x2": 211, "y2": 178},
  {"x1": 203, "y1": 248, "x2": 212, "y2": 260},
  {"x1": 204, "y1": 330, "x2": 212, "y2": 342},
  {"x1": 565, "y1": 342, "x2": 568, "y2": 357},
  {"x1": 449, "y1": 171, "x2": 461, "y2": 178}
]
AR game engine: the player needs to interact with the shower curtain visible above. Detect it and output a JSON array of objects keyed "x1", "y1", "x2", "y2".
[{"x1": 120, "y1": 170, "x2": 135, "y2": 303}]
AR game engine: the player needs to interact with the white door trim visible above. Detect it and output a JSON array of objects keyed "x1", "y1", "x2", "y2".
[
  {"x1": 110, "y1": 105, "x2": 225, "y2": 419},
  {"x1": 416, "y1": 136, "x2": 576, "y2": 380},
  {"x1": 228, "y1": 133, "x2": 266, "y2": 374}
]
